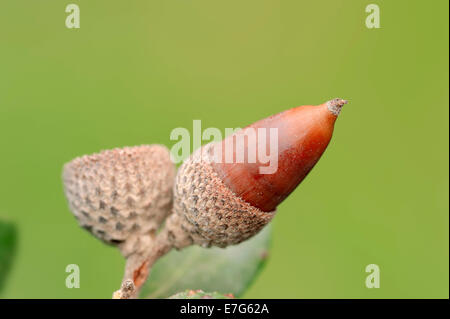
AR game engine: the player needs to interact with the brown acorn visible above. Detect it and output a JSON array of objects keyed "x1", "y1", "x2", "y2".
[
  {"x1": 160, "y1": 98, "x2": 348, "y2": 249},
  {"x1": 62, "y1": 144, "x2": 176, "y2": 258}
]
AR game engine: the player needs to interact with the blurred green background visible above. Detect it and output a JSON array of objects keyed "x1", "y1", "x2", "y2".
[{"x1": 0, "y1": 0, "x2": 448, "y2": 298}]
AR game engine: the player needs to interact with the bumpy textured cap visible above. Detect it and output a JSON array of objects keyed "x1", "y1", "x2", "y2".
[
  {"x1": 62, "y1": 145, "x2": 176, "y2": 250},
  {"x1": 164, "y1": 144, "x2": 275, "y2": 249}
]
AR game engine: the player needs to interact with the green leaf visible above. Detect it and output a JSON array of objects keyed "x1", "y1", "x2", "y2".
[
  {"x1": 168, "y1": 290, "x2": 234, "y2": 299},
  {"x1": 140, "y1": 225, "x2": 272, "y2": 299},
  {"x1": 0, "y1": 221, "x2": 17, "y2": 293}
]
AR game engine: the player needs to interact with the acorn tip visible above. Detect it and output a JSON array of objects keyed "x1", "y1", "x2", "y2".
[{"x1": 327, "y1": 98, "x2": 348, "y2": 116}]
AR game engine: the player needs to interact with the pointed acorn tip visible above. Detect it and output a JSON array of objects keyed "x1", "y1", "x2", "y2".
[{"x1": 326, "y1": 98, "x2": 348, "y2": 116}]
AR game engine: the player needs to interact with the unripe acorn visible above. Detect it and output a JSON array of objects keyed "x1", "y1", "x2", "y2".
[
  {"x1": 62, "y1": 144, "x2": 176, "y2": 258},
  {"x1": 161, "y1": 98, "x2": 347, "y2": 249}
]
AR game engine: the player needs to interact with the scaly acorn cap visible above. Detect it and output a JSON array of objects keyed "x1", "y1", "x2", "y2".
[
  {"x1": 62, "y1": 144, "x2": 176, "y2": 257},
  {"x1": 163, "y1": 145, "x2": 274, "y2": 249}
]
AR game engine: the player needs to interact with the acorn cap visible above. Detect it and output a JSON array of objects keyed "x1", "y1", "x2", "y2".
[
  {"x1": 62, "y1": 144, "x2": 176, "y2": 253},
  {"x1": 164, "y1": 145, "x2": 275, "y2": 249}
]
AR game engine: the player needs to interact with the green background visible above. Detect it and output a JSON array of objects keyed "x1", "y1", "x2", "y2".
[{"x1": 0, "y1": 0, "x2": 448, "y2": 298}]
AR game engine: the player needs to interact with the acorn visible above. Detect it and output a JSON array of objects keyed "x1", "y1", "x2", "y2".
[
  {"x1": 62, "y1": 144, "x2": 176, "y2": 258},
  {"x1": 161, "y1": 98, "x2": 348, "y2": 249},
  {"x1": 113, "y1": 98, "x2": 348, "y2": 298}
]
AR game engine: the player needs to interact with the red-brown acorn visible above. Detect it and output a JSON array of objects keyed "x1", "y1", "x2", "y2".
[{"x1": 162, "y1": 98, "x2": 348, "y2": 250}]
